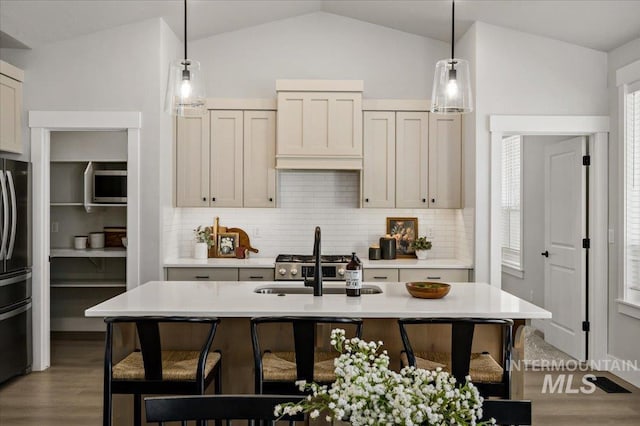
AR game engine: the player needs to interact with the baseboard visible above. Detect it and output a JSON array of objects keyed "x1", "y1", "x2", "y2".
[{"x1": 606, "y1": 354, "x2": 640, "y2": 389}]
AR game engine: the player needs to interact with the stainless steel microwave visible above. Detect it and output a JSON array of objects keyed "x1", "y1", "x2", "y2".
[{"x1": 93, "y1": 170, "x2": 127, "y2": 203}]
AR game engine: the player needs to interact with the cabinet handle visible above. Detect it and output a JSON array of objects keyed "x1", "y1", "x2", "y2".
[
  {"x1": 422, "y1": 198, "x2": 426, "y2": 203},
  {"x1": 202, "y1": 197, "x2": 206, "y2": 202},
  {"x1": 373, "y1": 276, "x2": 388, "y2": 280},
  {"x1": 195, "y1": 275, "x2": 210, "y2": 279},
  {"x1": 427, "y1": 276, "x2": 441, "y2": 280},
  {"x1": 365, "y1": 198, "x2": 369, "y2": 202},
  {"x1": 249, "y1": 276, "x2": 264, "y2": 279},
  {"x1": 431, "y1": 198, "x2": 436, "y2": 203},
  {"x1": 212, "y1": 197, "x2": 216, "y2": 202},
  {"x1": 269, "y1": 198, "x2": 273, "y2": 202}
]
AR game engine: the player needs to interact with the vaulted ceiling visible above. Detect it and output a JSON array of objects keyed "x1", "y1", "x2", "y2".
[{"x1": 1, "y1": 1, "x2": 639, "y2": 52}]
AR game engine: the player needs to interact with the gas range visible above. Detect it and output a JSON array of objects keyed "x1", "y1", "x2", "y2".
[{"x1": 274, "y1": 254, "x2": 351, "y2": 281}]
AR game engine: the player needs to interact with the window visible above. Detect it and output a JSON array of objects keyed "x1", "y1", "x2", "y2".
[
  {"x1": 624, "y1": 82, "x2": 640, "y2": 304},
  {"x1": 502, "y1": 135, "x2": 522, "y2": 271}
]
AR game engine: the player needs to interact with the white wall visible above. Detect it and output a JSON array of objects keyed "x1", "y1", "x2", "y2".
[
  {"x1": 470, "y1": 21, "x2": 608, "y2": 282},
  {"x1": 607, "y1": 37, "x2": 640, "y2": 367},
  {"x1": 0, "y1": 17, "x2": 180, "y2": 284},
  {"x1": 501, "y1": 136, "x2": 568, "y2": 307},
  {"x1": 190, "y1": 12, "x2": 449, "y2": 99},
  {"x1": 164, "y1": 170, "x2": 473, "y2": 262}
]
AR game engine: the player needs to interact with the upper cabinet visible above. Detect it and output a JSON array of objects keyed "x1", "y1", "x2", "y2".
[
  {"x1": 276, "y1": 80, "x2": 363, "y2": 170},
  {"x1": 175, "y1": 104, "x2": 276, "y2": 208},
  {"x1": 362, "y1": 111, "x2": 395, "y2": 208},
  {"x1": 362, "y1": 102, "x2": 462, "y2": 209},
  {"x1": 428, "y1": 114, "x2": 462, "y2": 209},
  {"x1": 0, "y1": 61, "x2": 24, "y2": 154},
  {"x1": 395, "y1": 112, "x2": 429, "y2": 208}
]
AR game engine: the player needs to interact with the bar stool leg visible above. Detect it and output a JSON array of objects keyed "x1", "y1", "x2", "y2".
[{"x1": 134, "y1": 393, "x2": 141, "y2": 426}]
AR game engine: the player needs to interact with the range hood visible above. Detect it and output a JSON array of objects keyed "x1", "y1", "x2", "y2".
[{"x1": 275, "y1": 80, "x2": 363, "y2": 170}]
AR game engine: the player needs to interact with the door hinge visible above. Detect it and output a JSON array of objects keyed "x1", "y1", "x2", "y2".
[
  {"x1": 583, "y1": 238, "x2": 590, "y2": 249},
  {"x1": 583, "y1": 155, "x2": 591, "y2": 166},
  {"x1": 582, "y1": 321, "x2": 590, "y2": 332}
]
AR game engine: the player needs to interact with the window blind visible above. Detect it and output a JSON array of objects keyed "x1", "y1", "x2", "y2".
[
  {"x1": 502, "y1": 135, "x2": 522, "y2": 269},
  {"x1": 626, "y1": 88, "x2": 640, "y2": 292}
]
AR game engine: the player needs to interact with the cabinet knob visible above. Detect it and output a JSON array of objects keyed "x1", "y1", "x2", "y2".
[
  {"x1": 422, "y1": 198, "x2": 426, "y2": 203},
  {"x1": 269, "y1": 197, "x2": 273, "y2": 202},
  {"x1": 431, "y1": 198, "x2": 436, "y2": 203},
  {"x1": 365, "y1": 198, "x2": 369, "y2": 202},
  {"x1": 212, "y1": 197, "x2": 216, "y2": 202},
  {"x1": 202, "y1": 197, "x2": 206, "y2": 202}
]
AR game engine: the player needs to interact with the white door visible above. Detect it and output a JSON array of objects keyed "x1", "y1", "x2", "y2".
[{"x1": 543, "y1": 136, "x2": 587, "y2": 361}]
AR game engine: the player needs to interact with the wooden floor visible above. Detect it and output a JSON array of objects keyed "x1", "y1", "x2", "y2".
[{"x1": 0, "y1": 336, "x2": 639, "y2": 425}]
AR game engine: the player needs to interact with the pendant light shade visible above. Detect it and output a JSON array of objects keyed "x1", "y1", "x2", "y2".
[
  {"x1": 431, "y1": 1, "x2": 473, "y2": 113},
  {"x1": 165, "y1": 0, "x2": 206, "y2": 116}
]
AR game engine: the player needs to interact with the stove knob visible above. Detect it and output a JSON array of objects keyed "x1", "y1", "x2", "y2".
[
  {"x1": 337, "y1": 268, "x2": 345, "y2": 276},
  {"x1": 290, "y1": 268, "x2": 298, "y2": 276},
  {"x1": 278, "y1": 268, "x2": 287, "y2": 276}
]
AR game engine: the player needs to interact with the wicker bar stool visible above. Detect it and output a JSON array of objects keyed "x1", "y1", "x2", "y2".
[
  {"x1": 103, "y1": 316, "x2": 222, "y2": 426},
  {"x1": 398, "y1": 318, "x2": 513, "y2": 399},
  {"x1": 251, "y1": 316, "x2": 362, "y2": 394}
]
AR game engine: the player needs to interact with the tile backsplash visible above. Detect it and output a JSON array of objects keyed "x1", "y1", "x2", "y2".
[{"x1": 164, "y1": 170, "x2": 474, "y2": 262}]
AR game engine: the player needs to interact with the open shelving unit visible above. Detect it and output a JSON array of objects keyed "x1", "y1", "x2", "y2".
[{"x1": 49, "y1": 130, "x2": 128, "y2": 332}]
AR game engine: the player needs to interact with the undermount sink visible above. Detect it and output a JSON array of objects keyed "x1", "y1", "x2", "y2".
[{"x1": 254, "y1": 285, "x2": 383, "y2": 295}]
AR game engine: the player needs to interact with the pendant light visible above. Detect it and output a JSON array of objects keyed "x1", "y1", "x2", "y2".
[
  {"x1": 431, "y1": 0, "x2": 473, "y2": 113},
  {"x1": 166, "y1": 0, "x2": 205, "y2": 116}
]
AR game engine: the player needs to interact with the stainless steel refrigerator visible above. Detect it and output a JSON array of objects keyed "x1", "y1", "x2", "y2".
[{"x1": 0, "y1": 158, "x2": 32, "y2": 384}]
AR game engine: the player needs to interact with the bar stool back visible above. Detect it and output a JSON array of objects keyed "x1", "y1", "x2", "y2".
[
  {"x1": 103, "y1": 316, "x2": 222, "y2": 426},
  {"x1": 398, "y1": 317, "x2": 513, "y2": 398},
  {"x1": 251, "y1": 316, "x2": 362, "y2": 394}
]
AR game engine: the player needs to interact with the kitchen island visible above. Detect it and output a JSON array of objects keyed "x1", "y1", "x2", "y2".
[{"x1": 86, "y1": 281, "x2": 550, "y2": 397}]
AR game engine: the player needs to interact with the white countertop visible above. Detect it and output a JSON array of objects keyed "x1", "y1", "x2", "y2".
[
  {"x1": 163, "y1": 257, "x2": 473, "y2": 269},
  {"x1": 85, "y1": 281, "x2": 550, "y2": 319}
]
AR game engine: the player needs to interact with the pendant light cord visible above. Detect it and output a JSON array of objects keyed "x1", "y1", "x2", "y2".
[
  {"x1": 184, "y1": 0, "x2": 188, "y2": 63},
  {"x1": 451, "y1": 0, "x2": 455, "y2": 60}
]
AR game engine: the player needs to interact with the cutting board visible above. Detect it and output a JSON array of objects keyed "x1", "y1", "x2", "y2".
[{"x1": 226, "y1": 227, "x2": 259, "y2": 254}]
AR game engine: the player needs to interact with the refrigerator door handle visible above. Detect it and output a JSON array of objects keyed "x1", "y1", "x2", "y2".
[
  {"x1": 6, "y1": 171, "x2": 16, "y2": 260},
  {"x1": 0, "y1": 302, "x2": 31, "y2": 321},
  {"x1": 0, "y1": 171, "x2": 8, "y2": 261}
]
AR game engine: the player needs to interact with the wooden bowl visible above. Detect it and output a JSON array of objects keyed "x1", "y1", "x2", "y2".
[{"x1": 405, "y1": 282, "x2": 451, "y2": 299}]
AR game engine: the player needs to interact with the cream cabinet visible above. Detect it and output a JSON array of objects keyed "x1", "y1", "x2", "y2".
[
  {"x1": 428, "y1": 114, "x2": 462, "y2": 209},
  {"x1": 363, "y1": 268, "x2": 399, "y2": 282},
  {"x1": 362, "y1": 111, "x2": 395, "y2": 208},
  {"x1": 210, "y1": 110, "x2": 243, "y2": 207},
  {"x1": 276, "y1": 81, "x2": 363, "y2": 169},
  {"x1": 175, "y1": 108, "x2": 276, "y2": 207},
  {"x1": 243, "y1": 111, "x2": 276, "y2": 207},
  {"x1": 398, "y1": 268, "x2": 469, "y2": 283},
  {"x1": 166, "y1": 268, "x2": 239, "y2": 281},
  {"x1": 396, "y1": 112, "x2": 429, "y2": 208},
  {"x1": 176, "y1": 114, "x2": 210, "y2": 207},
  {"x1": 0, "y1": 61, "x2": 24, "y2": 154}
]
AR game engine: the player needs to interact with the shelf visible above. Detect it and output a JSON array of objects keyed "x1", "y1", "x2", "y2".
[
  {"x1": 50, "y1": 279, "x2": 126, "y2": 288},
  {"x1": 50, "y1": 202, "x2": 126, "y2": 207},
  {"x1": 51, "y1": 248, "x2": 127, "y2": 258},
  {"x1": 50, "y1": 202, "x2": 83, "y2": 206}
]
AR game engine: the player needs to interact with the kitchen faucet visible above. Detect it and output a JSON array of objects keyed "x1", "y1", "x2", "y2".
[{"x1": 304, "y1": 226, "x2": 323, "y2": 296}]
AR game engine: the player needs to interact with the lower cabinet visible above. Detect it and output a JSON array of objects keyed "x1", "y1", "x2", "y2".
[
  {"x1": 238, "y1": 268, "x2": 275, "y2": 281},
  {"x1": 166, "y1": 268, "x2": 239, "y2": 281},
  {"x1": 398, "y1": 268, "x2": 469, "y2": 283},
  {"x1": 363, "y1": 269, "x2": 399, "y2": 282}
]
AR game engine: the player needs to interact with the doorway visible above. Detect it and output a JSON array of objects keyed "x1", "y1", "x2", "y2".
[
  {"x1": 489, "y1": 115, "x2": 609, "y2": 364},
  {"x1": 501, "y1": 135, "x2": 589, "y2": 361}
]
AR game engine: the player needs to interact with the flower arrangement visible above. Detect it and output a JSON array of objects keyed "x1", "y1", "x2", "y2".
[
  {"x1": 193, "y1": 225, "x2": 214, "y2": 248},
  {"x1": 274, "y1": 329, "x2": 493, "y2": 426},
  {"x1": 411, "y1": 236, "x2": 433, "y2": 251}
]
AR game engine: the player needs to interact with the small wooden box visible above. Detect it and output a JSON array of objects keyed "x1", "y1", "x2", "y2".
[{"x1": 104, "y1": 227, "x2": 126, "y2": 247}]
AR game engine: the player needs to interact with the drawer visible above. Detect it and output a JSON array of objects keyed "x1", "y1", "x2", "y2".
[
  {"x1": 399, "y1": 268, "x2": 469, "y2": 283},
  {"x1": 238, "y1": 268, "x2": 275, "y2": 281},
  {"x1": 166, "y1": 268, "x2": 239, "y2": 281},
  {"x1": 363, "y1": 269, "x2": 399, "y2": 282}
]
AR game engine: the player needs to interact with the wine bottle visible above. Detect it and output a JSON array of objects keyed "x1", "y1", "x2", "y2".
[{"x1": 345, "y1": 252, "x2": 362, "y2": 297}]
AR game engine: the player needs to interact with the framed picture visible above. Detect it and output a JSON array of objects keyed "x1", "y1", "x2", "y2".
[
  {"x1": 217, "y1": 232, "x2": 239, "y2": 258},
  {"x1": 386, "y1": 217, "x2": 418, "y2": 258}
]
